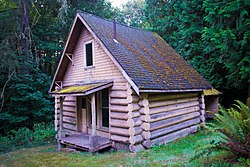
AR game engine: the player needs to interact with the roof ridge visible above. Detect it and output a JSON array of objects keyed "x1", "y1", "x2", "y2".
[{"x1": 77, "y1": 10, "x2": 152, "y2": 33}]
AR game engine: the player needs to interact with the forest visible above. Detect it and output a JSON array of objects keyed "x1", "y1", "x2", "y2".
[{"x1": 0, "y1": 0, "x2": 249, "y2": 141}]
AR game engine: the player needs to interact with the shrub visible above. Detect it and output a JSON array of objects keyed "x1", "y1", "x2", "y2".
[
  {"x1": 0, "y1": 123, "x2": 55, "y2": 153},
  {"x1": 194, "y1": 100, "x2": 250, "y2": 162}
]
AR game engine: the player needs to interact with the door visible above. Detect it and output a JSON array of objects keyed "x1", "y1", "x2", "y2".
[{"x1": 77, "y1": 97, "x2": 87, "y2": 132}]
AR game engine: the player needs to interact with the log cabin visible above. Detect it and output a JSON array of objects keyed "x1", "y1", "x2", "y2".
[{"x1": 49, "y1": 11, "x2": 213, "y2": 152}]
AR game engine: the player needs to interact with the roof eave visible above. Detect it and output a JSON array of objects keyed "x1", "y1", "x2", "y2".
[{"x1": 139, "y1": 88, "x2": 205, "y2": 93}]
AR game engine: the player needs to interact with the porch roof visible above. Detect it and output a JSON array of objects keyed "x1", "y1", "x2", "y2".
[{"x1": 50, "y1": 81, "x2": 113, "y2": 96}]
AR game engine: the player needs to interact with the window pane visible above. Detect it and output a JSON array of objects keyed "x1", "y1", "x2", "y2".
[
  {"x1": 86, "y1": 43, "x2": 93, "y2": 66},
  {"x1": 101, "y1": 89, "x2": 109, "y2": 107},
  {"x1": 102, "y1": 89, "x2": 109, "y2": 127},
  {"x1": 102, "y1": 108, "x2": 109, "y2": 127}
]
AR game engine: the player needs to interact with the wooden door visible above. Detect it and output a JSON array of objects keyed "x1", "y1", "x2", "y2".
[{"x1": 77, "y1": 97, "x2": 87, "y2": 133}]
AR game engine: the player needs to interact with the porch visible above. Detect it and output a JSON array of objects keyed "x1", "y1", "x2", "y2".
[{"x1": 59, "y1": 133, "x2": 112, "y2": 152}]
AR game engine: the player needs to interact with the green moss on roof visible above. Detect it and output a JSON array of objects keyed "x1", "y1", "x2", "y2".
[
  {"x1": 203, "y1": 89, "x2": 221, "y2": 96},
  {"x1": 54, "y1": 84, "x2": 102, "y2": 94}
]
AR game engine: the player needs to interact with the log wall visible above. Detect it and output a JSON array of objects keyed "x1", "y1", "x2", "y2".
[{"x1": 147, "y1": 92, "x2": 203, "y2": 146}]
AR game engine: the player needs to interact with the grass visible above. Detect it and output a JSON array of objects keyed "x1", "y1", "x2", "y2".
[{"x1": 0, "y1": 130, "x2": 245, "y2": 167}]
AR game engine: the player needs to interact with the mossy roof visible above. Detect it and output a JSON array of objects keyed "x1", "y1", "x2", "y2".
[
  {"x1": 77, "y1": 12, "x2": 212, "y2": 91},
  {"x1": 52, "y1": 82, "x2": 111, "y2": 95},
  {"x1": 203, "y1": 89, "x2": 221, "y2": 96}
]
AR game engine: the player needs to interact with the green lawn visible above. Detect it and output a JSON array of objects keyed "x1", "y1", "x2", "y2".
[{"x1": 0, "y1": 130, "x2": 241, "y2": 167}]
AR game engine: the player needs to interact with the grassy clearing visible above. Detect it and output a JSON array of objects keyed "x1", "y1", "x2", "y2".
[{"x1": 0, "y1": 130, "x2": 243, "y2": 167}]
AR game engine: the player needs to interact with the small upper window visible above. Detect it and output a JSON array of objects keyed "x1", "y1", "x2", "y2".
[{"x1": 84, "y1": 41, "x2": 93, "y2": 67}]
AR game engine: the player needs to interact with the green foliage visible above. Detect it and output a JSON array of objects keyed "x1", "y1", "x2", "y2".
[
  {"x1": 145, "y1": 0, "x2": 250, "y2": 105},
  {"x1": 194, "y1": 101, "x2": 250, "y2": 161},
  {"x1": 0, "y1": 123, "x2": 55, "y2": 153}
]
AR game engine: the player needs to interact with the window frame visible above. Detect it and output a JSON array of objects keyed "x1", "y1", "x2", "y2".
[{"x1": 84, "y1": 40, "x2": 94, "y2": 68}]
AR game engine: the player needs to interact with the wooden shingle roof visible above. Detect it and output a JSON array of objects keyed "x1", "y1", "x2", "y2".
[{"x1": 79, "y1": 12, "x2": 212, "y2": 91}]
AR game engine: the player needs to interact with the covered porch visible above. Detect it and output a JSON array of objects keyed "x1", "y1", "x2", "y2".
[
  {"x1": 59, "y1": 133, "x2": 112, "y2": 152},
  {"x1": 51, "y1": 81, "x2": 113, "y2": 152}
]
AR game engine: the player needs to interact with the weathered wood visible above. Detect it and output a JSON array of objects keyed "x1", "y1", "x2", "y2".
[
  {"x1": 150, "y1": 101, "x2": 199, "y2": 115},
  {"x1": 110, "y1": 111, "x2": 140, "y2": 120},
  {"x1": 139, "y1": 107, "x2": 150, "y2": 115},
  {"x1": 140, "y1": 115, "x2": 151, "y2": 122},
  {"x1": 110, "y1": 134, "x2": 129, "y2": 143},
  {"x1": 150, "y1": 118, "x2": 200, "y2": 139},
  {"x1": 91, "y1": 93, "x2": 96, "y2": 136},
  {"x1": 134, "y1": 126, "x2": 143, "y2": 135},
  {"x1": 133, "y1": 117, "x2": 142, "y2": 126},
  {"x1": 59, "y1": 97, "x2": 64, "y2": 138},
  {"x1": 129, "y1": 144, "x2": 144, "y2": 152},
  {"x1": 148, "y1": 93, "x2": 198, "y2": 102},
  {"x1": 149, "y1": 97, "x2": 198, "y2": 108},
  {"x1": 110, "y1": 127, "x2": 135, "y2": 136},
  {"x1": 199, "y1": 103, "x2": 205, "y2": 110},
  {"x1": 150, "y1": 112, "x2": 200, "y2": 131},
  {"x1": 129, "y1": 134, "x2": 143, "y2": 144},
  {"x1": 199, "y1": 115, "x2": 205, "y2": 122},
  {"x1": 141, "y1": 122, "x2": 150, "y2": 131},
  {"x1": 127, "y1": 95, "x2": 139, "y2": 103},
  {"x1": 110, "y1": 91, "x2": 127, "y2": 99},
  {"x1": 63, "y1": 106, "x2": 76, "y2": 112},
  {"x1": 142, "y1": 140, "x2": 152, "y2": 149},
  {"x1": 150, "y1": 106, "x2": 200, "y2": 123},
  {"x1": 110, "y1": 98, "x2": 128, "y2": 106},
  {"x1": 111, "y1": 85, "x2": 128, "y2": 91},
  {"x1": 63, "y1": 116, "x2": 76, "y2": 124},
  {"x1": 63, "y1": 123, "x2": 76, "y2": 131},
  {"x1": 63, "y1": 111, "x2": 76, "y2": 118},
  {"x1": 110, "y1": 105, "x2": 128, "y2": 112},
  {"x1": 151, "y1": 125, "x2": 198, "y2": 145},
  {"x1": 141, "y1": 131, "x2": 151, "y2": 139},
  {"x1": 138, "y1": 99, "x2": 149, "y2": 107},
  {"x1": 110, "y1": 119, "x2": 134, "y2": 128}
]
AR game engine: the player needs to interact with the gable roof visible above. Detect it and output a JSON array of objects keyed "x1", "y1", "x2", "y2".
[{"x1": 50, "y1": 12, "x2": 212, "y2": 94}]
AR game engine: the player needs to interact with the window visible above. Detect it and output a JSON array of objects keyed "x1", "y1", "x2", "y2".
[
  {"x1": 101, "y1": 89, "x2": 109, "y2": 128},
  {"x1": 84, "y1": 41, "x2": 93, "y2": 67}
]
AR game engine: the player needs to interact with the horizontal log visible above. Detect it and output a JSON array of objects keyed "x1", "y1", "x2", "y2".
[
  {"x1": 110, "y1": 119, "x2": 134, "y2": 128},
  {"x1": 133, "y1": 117, "x2": 142, "y2": 126},
  {"x1": 127, "y1": 95, "x2": 139, "y2": 103},
  {"x1": 199, "y1": 103, "x2": 205, "y2": 110},
  {"x1": 110, "y1": 111, "x2": 140, "y2": 120},
  {"x1": 200, "y1": 109, "x2": 205, "y2": 115},
  {"x1": 150, "y1": 118, "x2": 200, "y2": 139},
  {"x1": 148, "y1": 93, "x2": 198, "y2": 102},
  {"x1": 63, "y1": 117, "x2": 76, "y2": 124},
  {"x1": 129, "y1": 144, "x2": 144, "y2": 152},
  {"x1": 141, "y1": 122, "x2": 150, "y2": 131},
  {"x1": 64, "y1": 96, "x2": 76, "y2": 101},
  {"x1": 63, "y1": 111, "x2": 76, "y2": 118},
  {"x1": 111, "y1": 85, "x2": 128, "y2": 91},
  {"x1": 138, "y1": 99, "x2": 149, "y2": 107},
  {"x1": 110, "y1": 127, "x2": 135, "y2": 136},
  {"x1": 150, "y1": 112, "x2": 200, "y2": 131},
  {"x1": 110, "y1": 134, "x2": 129, "y2": 143},
  {"x1": 149, "y1": 97, "x2": 198, "y2": 108},
  {"x1": 129, "y1": 134, "x2": 143, "y2": 144},
  {"x1": 139, "y1": 107, "x2": 150, "y2": 115},
  {"x1": 110, "y1": 91, "x2": 127, "y2": 99},
  {"x1": 61, "y1": 129, "x2": 76, "y2": 136},
  {"x1": 134, "y1": 126, "x2": 143, "y2": 135},
  {"x1": 141, "y1": 131, "x2": 151, "y2": 140},
  {"x1": 150, "y1": 101, "x2": 199, "y2": 115},
  {"x1": 63, "y1": 123, "x2": 76, "y2": 131},
  {"x1": 110, "y1": 98, "x2": 129, "y2": 106},
  {"x1": 140, "y1": 115, "x2": 151, "y2": 122},
  {"x1": 151, "y1": 106, "x2": 200, "y2": 123},
  {"x1": 110, "y1": 105, "x2": 128, "y2": 113},
  {"x1": 63, "y1": 106, "x2": 76, "y2": 112},
  {"x1": 199, "y1": 115, "x2": 205, "y2": 122},
  {"x1": 62, "y1": 101, "x2": 76, "y2": 107},
  {"x1": 142, "y1": 140, "x2": 152, "y2": 149},
  {"x1": 151, "y1": 125, "x2": 198, "y2": 145}
]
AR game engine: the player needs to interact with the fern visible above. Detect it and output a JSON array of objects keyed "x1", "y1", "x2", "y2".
[{"x1": 193, "y1": 101, "x2": 250, "y2": 161}]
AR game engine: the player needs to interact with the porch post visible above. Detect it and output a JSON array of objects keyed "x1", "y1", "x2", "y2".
[
  {"x1": 58, "y1": 96, "x2": 65, "y2": 150},
  {"x1": 91, "y1": 93, "x2": 96, "y2": 136},
  {"x1": 89, "y1": 93, "x2": 98, "y2": 151}
]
